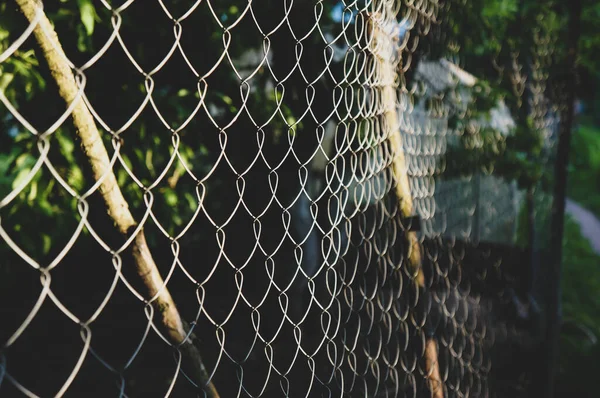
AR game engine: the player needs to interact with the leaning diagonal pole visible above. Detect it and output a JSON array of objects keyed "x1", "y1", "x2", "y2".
[
  {"x1": 14, "y1": 1, "x2": 218, "y2": 396},
  {"x1": 367, "y1": 9, "x2": 443, "y2": 398}
]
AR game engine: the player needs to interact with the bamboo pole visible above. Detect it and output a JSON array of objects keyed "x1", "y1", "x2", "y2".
[
  {"x1": 14, "y1": 1, "x2": 218, "y2": 396},
  {"x1": 367, "y1": 9, "x2": 443, "y2": 398}
]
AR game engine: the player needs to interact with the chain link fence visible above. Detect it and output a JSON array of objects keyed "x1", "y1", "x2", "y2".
[{"x1": 0, "y1": 0, "x2": 563, "y2": 397}]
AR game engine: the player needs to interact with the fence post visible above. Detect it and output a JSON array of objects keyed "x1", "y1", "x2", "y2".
[
  {"x1": 546, "y1": 1, "x2": 583, "y2": 396},
  {"x1": 13, "y1": 1, "x2": 219, "y2": 396},
  {"x1": 367, "y1": 9, "x2": 443, "y2": 398}
]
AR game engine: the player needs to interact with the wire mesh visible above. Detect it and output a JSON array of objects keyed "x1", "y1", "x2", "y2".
[{"x1": 0, "y1": 0, "x2": 561, "y2": 397}]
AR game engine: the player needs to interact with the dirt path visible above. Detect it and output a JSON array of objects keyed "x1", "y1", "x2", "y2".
[{"x1": 566, "y1": 199, "x2": 600, "y2": 255}]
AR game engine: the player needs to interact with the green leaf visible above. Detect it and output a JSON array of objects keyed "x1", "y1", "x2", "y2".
[
  {"x1": 42, "y1": 234, "x2": 52, "y2": 255},
  {"x1": 0, "y1": 26, "x2": 9, "y2": 42},
  {"x1": 56, "y1": 133, "x2": 75, "y2": 163},
  {"x1": 164, "y1": 189, "x2": 177, "y2": 206},
  {"x1": 39, "y1": 197, "x2": 56, "y2": 216},
  {"x1": 184, "y1": 192, "x2": 197, "y2": 210},
  {"x1": 68, "y1": 166, "x2": 84, "y2": 191},
  {"x1": 77, "y1": 25, "x2": 88, "y2": 52},
  {"x1": 145, "y1": 149, "x2": 154, "y2": 176},
  {"x1": 0, "y1": 72, "x2": 14, "y2": 91},
  {"x1": 134, "y1": 148, "x2": 144, "y2": 162},
  {"x1": 27, "y1": 180, "x2": 38, "y2": 202},
  {"x1": 172, "y1": 214, "x2": 182, "y2": 227},
  {"x1": 221, "y1": 94, "x2": 233, "y2": 105},
  {"x1": 117, "y1": 169, "x2": 128, "y2": 187},
  {"x1": 78, "y1": 0, "x2": 96, "y2": 36},
  {"x1": 12, "y1": 167, "x2": 32, "y2": 191}
]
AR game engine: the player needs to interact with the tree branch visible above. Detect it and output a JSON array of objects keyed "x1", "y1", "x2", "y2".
[{"x1": 14, "y1": 1, "x2": 218, "y2": 396}]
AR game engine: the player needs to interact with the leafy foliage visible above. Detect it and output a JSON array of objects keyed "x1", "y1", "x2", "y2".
[
  {"x1": 438, "y1": 0, "x2": 563, "y2": 193},
  {"x1": 0, "y1": 0, "x2": 339, "y2": 265},
  {"x1": 557, "y1": 216, "x2": 600, "y2": 398},
  {"x1": 567, "y1": 123, "x2": 600, "y2": 218}
]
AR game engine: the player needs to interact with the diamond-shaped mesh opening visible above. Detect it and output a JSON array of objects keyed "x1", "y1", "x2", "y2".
[{"x1": 0, "y1": 1, "x2": 566, "y2": 397}]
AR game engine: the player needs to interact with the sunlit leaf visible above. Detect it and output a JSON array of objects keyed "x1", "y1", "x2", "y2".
[
  {"x1": 42, "y1": 233, "x2": 52, "y2": 254},
  {"x1": 78, "y1": 0, "x2": 96, "y2": 36},
  {"x1": 11, "y1": 167, "x2": 32, "y2": 191}
]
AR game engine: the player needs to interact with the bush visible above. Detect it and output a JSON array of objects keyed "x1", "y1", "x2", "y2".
[
  {"x1": 568, "y1": 124, "x2": 600, "y2": 217},
  {"x1": 557, "y1": 216, "x2": 600, "y2": 397}
]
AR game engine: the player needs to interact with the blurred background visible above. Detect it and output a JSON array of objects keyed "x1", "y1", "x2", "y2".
[{"x1": 0, "y1": 0, "x2": 599, "y2": 397}]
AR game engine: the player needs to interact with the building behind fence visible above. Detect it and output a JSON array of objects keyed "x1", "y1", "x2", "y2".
[{"x1": 0, "y1": 1, "x2": 563, "y2": 397}]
